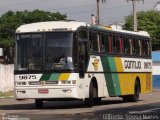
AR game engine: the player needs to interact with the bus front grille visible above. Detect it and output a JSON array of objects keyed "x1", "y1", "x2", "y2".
[{"x1": 28, "y1": 81, "x2": 58, "y2": 85}]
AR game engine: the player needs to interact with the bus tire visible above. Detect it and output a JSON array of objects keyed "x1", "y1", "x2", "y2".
[
  {"x1": 93, "y1": 97, "x2": 101, "y2": 105},
  {"x1": 35, "y1": 99, "x2": 43, "y2": 109},
  {"x1": 85, "y1": 82, "x2": 94, "y2": 107},
  {"x1": 122, "y1": 96, "x2": 130, "y2": 102},
  {"x1": 130, "y1": 80, "x2": 140, "y2": 102}
]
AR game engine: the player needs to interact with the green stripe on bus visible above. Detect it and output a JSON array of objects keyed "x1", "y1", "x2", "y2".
[
  {"x1": 49, "y1": 73, "x2": 60, "y2": 81},
  {"x1": 101, "y1": 56, "x2": 116, "y2": 96},
  {"x1": 101, "y1": 56, "x2": 121, "y2": 96},
  {"x1": 108, "y1": 57, "x2": 116, "y2": 71},
  {"x1": 40, "y1": 73, "x2": 52, "y2": 81},
  {"x1": 112, "y1": 73, "x2": 121, "y2": 95},
  {"x1": 108, "y1": 57, "x2": 121, "y2": 96}
]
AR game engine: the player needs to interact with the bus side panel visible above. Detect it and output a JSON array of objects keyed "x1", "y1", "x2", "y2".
[
  {"x1": 86, "y1": 56, "x2": 109, "y2": 98},
  {"x1": 116, "y1": 57, "x2": 152, "y2": 95},
  {"x1": 101, "y1": 56, "x2": 152, "y2": 97},
  {"x1": 118, "y1": 73, "x2": 152, "y2": 95},
  {"x1": 83, "y1": 73, "x2": 108, "y2": 98},
  {"x1": 101, "y1": 56, "x2": 122, "y2": 96}
]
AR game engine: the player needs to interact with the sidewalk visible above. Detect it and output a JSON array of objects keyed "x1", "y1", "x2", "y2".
[{"x1": 0, "y1": 91, "x2": 14, "y2": 99}]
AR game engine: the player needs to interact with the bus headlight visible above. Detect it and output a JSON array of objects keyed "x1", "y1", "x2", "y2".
[
  {"x1": 16, "y1": 82, "x2": 27, "y2": 86},
  {"x1": 61, "y1": 81, "x2": 71, "y2": 84},
  {"x1": 60, "y1": 80, "x2": 76, "y2": 84},
  {"x1": 72, "y1": 80, "x2": 76, "y2": 84}
]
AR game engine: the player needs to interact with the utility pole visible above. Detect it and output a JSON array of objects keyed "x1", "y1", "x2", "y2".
[
  {"x1": 96, "y1": 0, "x2": 106, "y2": 25},
  {"x1": 97, "y1": 0, "x2": 100, "y2": 25},
  {"x1": 127, "y1": 0, "x2": 144, "y2": 31},
  {"x1": 153, "y1": 1, "x2": 160, "y2": 11}
]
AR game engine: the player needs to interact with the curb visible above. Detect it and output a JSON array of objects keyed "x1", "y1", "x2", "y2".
[
  {"x1": 152, "y1": 89, "x2": 160, "y2": 92},
  {"x1": 0, "y1": 96, "x2": 14, "y2": 99}
]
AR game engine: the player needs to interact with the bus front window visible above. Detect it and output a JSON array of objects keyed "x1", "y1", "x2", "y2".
[
  {"x1": 16, "y1": 34, "x2": 43, "y2": 70},
  {"x1": 15, "y1": 32, "x2": 74, "y2": 71},
  {"x1": 44, "y1": 32, "x2": 74, "y2": 70}
]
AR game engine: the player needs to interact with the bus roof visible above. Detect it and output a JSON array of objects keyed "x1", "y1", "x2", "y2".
[
  {"x1": 16, "y1": 21, "x2": 87, "y2": 33},
  {"x1": 16, "y1": 21, "x2": 150, "y2": 37},
  {"x1": 90, "y1": 25, "x2": 150, "y2": 37}
]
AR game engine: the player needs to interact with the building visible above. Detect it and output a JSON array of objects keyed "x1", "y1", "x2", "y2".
[
  {"x1": 109, "y1": 23, "x2": 123, "y2": 30},
  {"x1": 152, "y1": 51, "x2": 160, "y2": 89},
  {"x1": 153, "y1": 1, "x2": 160, "y2": 11}
]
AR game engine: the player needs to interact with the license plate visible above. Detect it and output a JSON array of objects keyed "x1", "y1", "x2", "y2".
[{"x1": 38, "y1": 89, "x2": 49, "y2": 94}]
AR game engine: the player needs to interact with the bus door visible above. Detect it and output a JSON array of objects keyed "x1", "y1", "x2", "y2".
[
  {"x1": 77, "y1": 29, "x2": 88, "y2": 78},
  {"x1": 78, "y1": 41, "x2": 87, "y2": 78}
]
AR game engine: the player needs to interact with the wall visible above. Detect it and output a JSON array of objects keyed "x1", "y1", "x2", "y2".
[
  {"x1": 152, "y1": 63, "x2": 160, "y2": 89},
  {"x1": 152, "y1": 51, "x2": 160, "y2": 89},
  {"x1": 0, "y1": 64, "x2": 14, "y2": 92}
]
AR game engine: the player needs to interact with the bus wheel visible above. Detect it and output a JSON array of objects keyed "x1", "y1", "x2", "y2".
[
  {"x1": 131, "y1": 80, "x2": 140, "y2": 102},
  {"x1": 93, "y1": 97, "x2": 101, "y2": 105},
  {"x1": 84, "y1": 82, "x2": 94, "y2": 107},
  {"x1": 35, "y1": 99, "x2": 43, "y2": 109},
  {"x1": 122, "y1": 95, "x2": 130, "y2": 102}
]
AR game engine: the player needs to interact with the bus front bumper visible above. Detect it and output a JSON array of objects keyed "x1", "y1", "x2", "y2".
[{"x1": 14, "y1": 86, "x2": 81, "y2": 100}]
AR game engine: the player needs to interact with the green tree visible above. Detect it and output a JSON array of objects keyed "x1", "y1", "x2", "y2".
[
  {"x1": 0, "y1": 9, "x2": 67, "y2": 47},
  {"x1": 0, "y1": 10, "x2": 67, "y2": 63},
  {"x1": 123, "y1": 10, "x2": 160, "y2": 50}
]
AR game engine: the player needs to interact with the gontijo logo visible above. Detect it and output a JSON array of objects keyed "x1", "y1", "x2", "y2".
[{"x1": 92, "y1": 59, "x2": 99, "y2": 70}]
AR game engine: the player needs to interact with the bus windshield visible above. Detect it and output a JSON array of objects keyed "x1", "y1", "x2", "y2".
[{"x1": 15, "y1": 32, "x2": 74, "y2": 71}]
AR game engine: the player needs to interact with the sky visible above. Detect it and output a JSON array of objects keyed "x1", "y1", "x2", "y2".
[{"x1": 0, "y1": 0, "x2": 159, "y2": 25}]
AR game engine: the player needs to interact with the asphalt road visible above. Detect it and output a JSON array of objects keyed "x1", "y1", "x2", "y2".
[{"x1": 0, "y1": 90, "x2": 160, "y2": 120}]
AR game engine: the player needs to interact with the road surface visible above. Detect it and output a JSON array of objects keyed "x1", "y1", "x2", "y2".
[{"x1": 0, "y1": 90, "x2": 160, "y2": 120}]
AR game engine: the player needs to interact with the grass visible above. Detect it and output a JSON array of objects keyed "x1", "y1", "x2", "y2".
[{"x1": 0, "y1": 91, "x2": 14, "y2": 98}]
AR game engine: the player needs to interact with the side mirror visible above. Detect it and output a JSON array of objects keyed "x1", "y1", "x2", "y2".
[{"x1": 0, "y1": 48, "x2": 3, "y2": 56}]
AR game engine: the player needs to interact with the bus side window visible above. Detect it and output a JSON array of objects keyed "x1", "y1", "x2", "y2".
[
  {"x1": 89, "y1": 31, "x2": 99, "y2": 52},
  {"x1": 142, "y1": 40, "x2": 151, "y2": 56},
  {"x1": 114, "y1": 35, "x2": 121, "y2": 54},
  {"x1": 129, "y1": 38, "x2": 133, "y2": 55},
  {"x1": 112, "y1": 35, "x2": 116, "y2": 53},
  {"x1": 142, "y1": 39, "x2": 147, "y2": 56},
  {"x1": 138, "y1": 39, "x2": 142, "y2": 56},
  {"x1": 119, "y1": 36, "x2": 123, "y2": 54},
  {"x1": 124, "y1": 37, "x2": 131, "y2": 55},
  {"x1": 133, "y1": 38, "x2": 140, "y2": 55},
  {"x1": 89, "y1": 32, "x2": 93, "y2": 51},
  {"x1": 109, "y1": 35, "x2": 112, "y2": 53},
  {"x1": 147, "y1": 41, "x2": 151, "y2": 55},
  {"x1": 97, "y1": 33, "x2": 101, "y2": 52},
  {"x1": 101, "y1": 34, "x2": 110, "y2": 53},
  {"x1": 112, "y1": 34, "x2": 121, "y2": 54}
]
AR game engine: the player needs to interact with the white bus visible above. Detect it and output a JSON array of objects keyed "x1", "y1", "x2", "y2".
[{"x1": 14, "y1": 21, "x2": 152, "y2": 108}]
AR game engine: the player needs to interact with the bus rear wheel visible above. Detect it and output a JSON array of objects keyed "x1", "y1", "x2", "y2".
[
  {"x1": 35, "y1": 99, "x2": 43, "y2": 109},
  {"x1": 131, "y1": 80, "x2": 140, "y2": 102}
]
